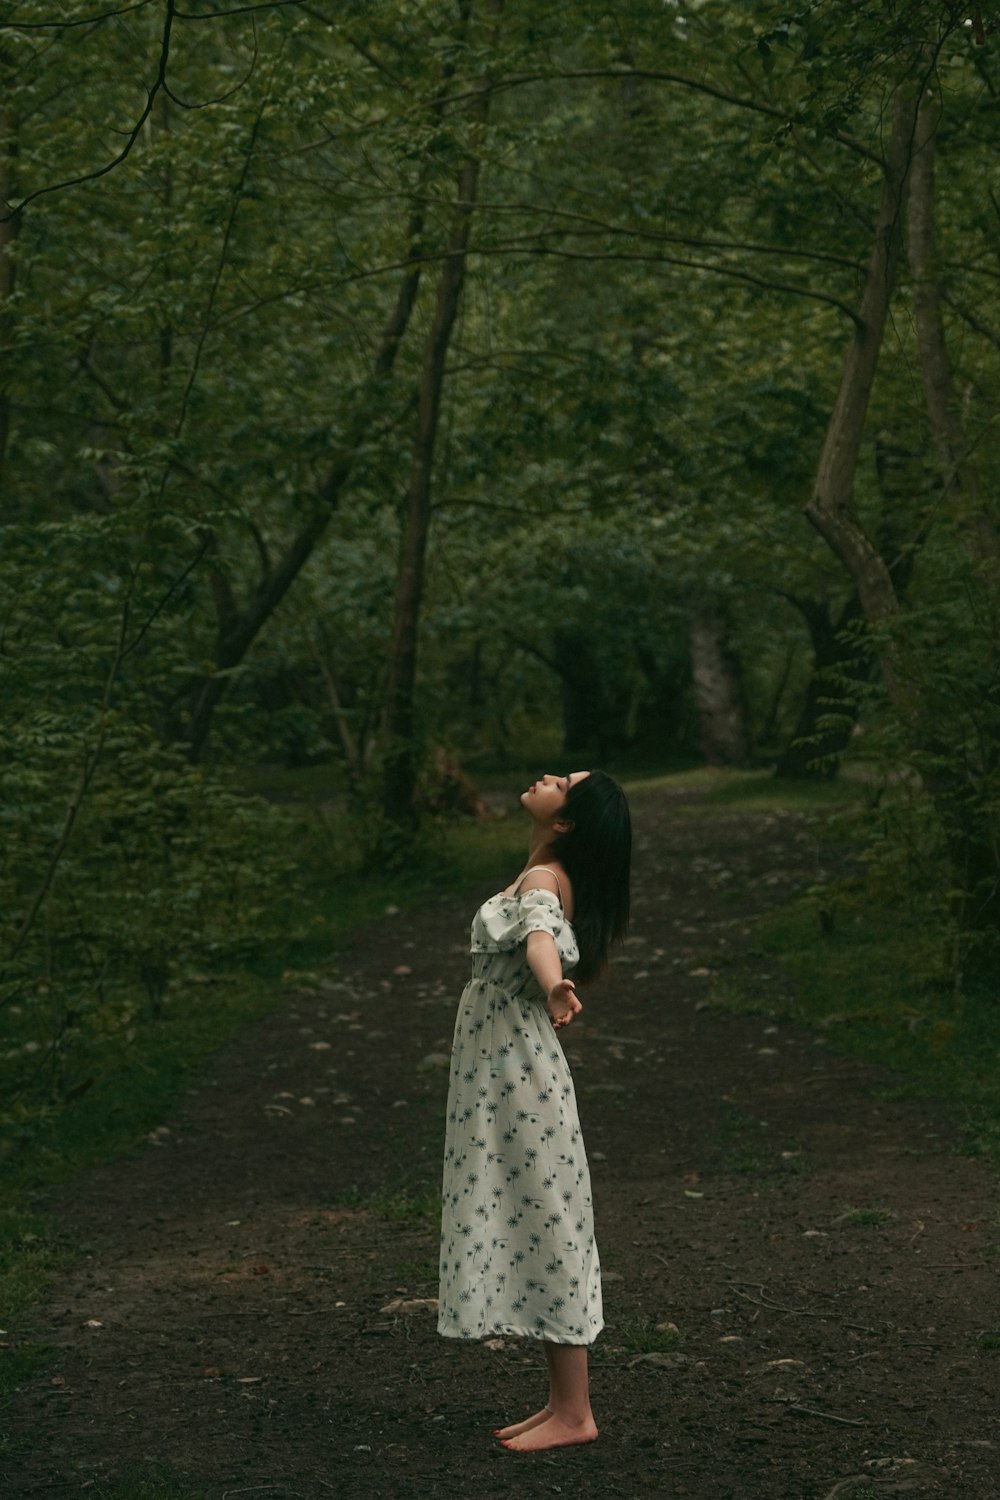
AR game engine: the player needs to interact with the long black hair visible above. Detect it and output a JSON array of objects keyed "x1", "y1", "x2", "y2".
[{"x1": 549, "y1": 769, "x2": 631, "y2": 984}]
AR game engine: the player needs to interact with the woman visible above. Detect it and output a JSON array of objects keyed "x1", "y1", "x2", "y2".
[{"x1": 438, "y1": 769, "x2": 631, "y2": 1452}]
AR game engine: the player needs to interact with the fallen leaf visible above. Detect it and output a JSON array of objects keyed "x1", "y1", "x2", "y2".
[
  {"x1": 417, "y1": 1053, "x2": 449, "y2": 1072},
  {"x1": 202, "y1": 1367, "x2": 221, "y2": 1378},
  {"x1": 683, "y1": 1189, "x2": 704, "y2": 1199},
  {"x1": 50, "y1": 1375, "x2": 66, "y2": 1386},
  {"x1": 393, "y1": 964, "x2": 413, "y2": 976},
  {"x1": 379, "y1": 1297, "x2": 438, "y2": 1314}
]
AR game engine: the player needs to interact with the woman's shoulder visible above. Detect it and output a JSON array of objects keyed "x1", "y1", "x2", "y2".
[{"x1": 517, "y1": 862, "x2": 574, "y2": 920}]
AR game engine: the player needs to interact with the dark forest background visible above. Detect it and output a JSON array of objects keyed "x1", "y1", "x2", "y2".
[{"x1": 3, "y1": 1, "x2": 999, "y2": 1143}]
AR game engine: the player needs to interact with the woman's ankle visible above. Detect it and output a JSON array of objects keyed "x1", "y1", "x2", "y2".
[{"x1": 546, "y1": 1404, "x2": 594, "y2": 1429}]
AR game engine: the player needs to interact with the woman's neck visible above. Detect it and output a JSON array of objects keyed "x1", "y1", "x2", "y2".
[{"x1": 526, "y1": 831, "x2": 556, "y2": 865}]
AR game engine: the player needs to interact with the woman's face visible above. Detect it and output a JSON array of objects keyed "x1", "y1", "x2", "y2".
[{"x1": 520, "y1": 770, "x2": 589, "y2": 823}]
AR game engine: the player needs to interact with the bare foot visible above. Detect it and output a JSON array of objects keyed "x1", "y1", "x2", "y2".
[
  {"x1": 501, "y1": 1411, "x2": 599, "y2": 1452},
  {"x1": 493, "y1": 1405, "x2": 551, "y2": 1440}
]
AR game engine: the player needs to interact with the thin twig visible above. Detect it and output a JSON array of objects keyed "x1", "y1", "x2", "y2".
[
  {"x1": 786, "y1": 1403, "x2": 865, "y2": 1427},
  {"x1": 728, "y1": 1284, "x2": 873, "y2": 1333}
]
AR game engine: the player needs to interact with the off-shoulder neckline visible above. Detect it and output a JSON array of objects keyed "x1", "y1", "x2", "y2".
[{"x1": 482, "y1": 888, "x2": 575, "y2": 927}]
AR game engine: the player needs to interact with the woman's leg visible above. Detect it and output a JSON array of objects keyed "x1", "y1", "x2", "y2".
[
  {"x1": 495, "y1": 1342, "x2": 598, "y2": 1450},
  {"x1": 492, "y1": 1342, "x2": 551, "y2": 1440}
]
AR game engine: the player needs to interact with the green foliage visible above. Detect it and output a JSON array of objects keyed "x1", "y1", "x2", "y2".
[
  {"x1": 725, "y1": 856, "x2": 1000, "y2": 1164},
  {"x1": 0, "y1": 510, "x2": 308, "y2": 1157},
  {"x1": 3, "y1": 0, "x2": 1000, "y2": 1182},
  {"x1": 0, "y1": 1207, "x2": 73, "y2": 1408}
]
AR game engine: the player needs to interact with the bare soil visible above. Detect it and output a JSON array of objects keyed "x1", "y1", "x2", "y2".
[{"x1": 5, "y1": 790, "x2": 999, "y2": 1498}]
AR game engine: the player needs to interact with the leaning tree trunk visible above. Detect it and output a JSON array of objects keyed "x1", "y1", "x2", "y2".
[
  {"x1": 689, "y1": 610, "x2": 749, "y2": 767},
  {"x1": 381, "y1": 0, "x2": 503, "y2": 826},
  {"x1": 803, "y1": 84, "x2": 923, "y2": 721},
  {"x1": 803, "y1": 73, "x2": 1000, "y2": 964}
]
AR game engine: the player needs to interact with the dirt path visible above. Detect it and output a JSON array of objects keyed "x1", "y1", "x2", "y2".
[{"x1": 5, "y1": 791, "x2": 998, "y2": 1498}]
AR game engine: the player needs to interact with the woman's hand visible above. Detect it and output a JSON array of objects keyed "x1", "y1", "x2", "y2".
[{"x1": 547, "y1": 978, "x2": 582, "y2": 1030}]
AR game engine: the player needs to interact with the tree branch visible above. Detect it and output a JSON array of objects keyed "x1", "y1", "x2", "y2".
[
  {"x1": 0, "y1": 2, "x2": 153, "y2": 31},
  {"x1": 3, "y1": 0, "x2": 176, "y2": 218},
  {"x1": 208, "y1": 235, "x2": 863, "y2": 335},
  {"x1": 444, "y1": 67, "x2": 882, "y2": 165}
]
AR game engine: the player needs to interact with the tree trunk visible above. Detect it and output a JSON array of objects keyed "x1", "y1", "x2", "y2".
[
  {"x1": 555, "y1": 632, "x2": 603, "y2": 755},
  {"x1": 689, "y1": 610, "x2": 749, "y2": 767},
  {"x1": 803, "y1": 84, "x2": 923, "y2": 722},
  {"x1": 803, "y1": 78, "x2": 1000, "y2": 961},
  {"x1": 301, "y1": 621, "x2": 366, "y2": 791},
  {"x1": 381, "y1": 0, "x2": 503, "y2": 825},
  {"x1": 185, "y1": 207, "x2": 425, "y2": 761}
]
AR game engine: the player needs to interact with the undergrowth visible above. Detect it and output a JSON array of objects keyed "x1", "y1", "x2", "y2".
[{"x1": 708, "y1": 778, "x2": 1000, "y2": 1167}]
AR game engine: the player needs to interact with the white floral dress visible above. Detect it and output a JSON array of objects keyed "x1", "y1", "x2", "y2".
[{"x1": 437, "y1": 880, "x2": 603, "y2": 1345}]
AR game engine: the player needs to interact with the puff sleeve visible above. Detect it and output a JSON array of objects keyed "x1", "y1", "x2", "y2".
[{"x1": 476, "y1": 887, "x2": 579, "y2": 967}]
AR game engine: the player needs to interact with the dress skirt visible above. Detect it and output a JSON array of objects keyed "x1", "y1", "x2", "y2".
[{"x1": 437, "y1": 887, "x2": 603, "y2": 1344}]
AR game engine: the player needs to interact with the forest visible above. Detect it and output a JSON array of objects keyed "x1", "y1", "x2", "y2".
[{"x1": 2, "y1": 0, "x2": 999, "y2": 1138}]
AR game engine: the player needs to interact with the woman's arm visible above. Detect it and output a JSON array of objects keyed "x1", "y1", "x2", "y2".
[{"x1": 526, "y1": 930, "x2": 583, "y2": 1029}]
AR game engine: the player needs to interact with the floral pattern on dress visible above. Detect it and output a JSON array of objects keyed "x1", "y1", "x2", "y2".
[{"x1": 437, "y1": 886, "x2": 603, "y2": 1345}]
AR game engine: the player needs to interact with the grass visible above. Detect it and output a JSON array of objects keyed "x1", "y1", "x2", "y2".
[
  {"x1": 695, "y1": 768, "x2": 1000, "y2": 1167},
  {"x1": 713, "y1": 1104, "x2": 815, "y2": 1179},
  {"x1": 392, "y1": 1256, "x2": 438, "y2": 1285},
  {"x1": 611, "y1": 1318, "x2": 685, "y2": 1355},
  {"x1": 632, "y1": 764, "x2": 868, "y2": 814},
  {"x1": 348, "y1": 1185, "x2": 440, "y2": 1222},
  {"x1": 729, "y1": 896, "x2": 1000, "y2": 1165}
]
